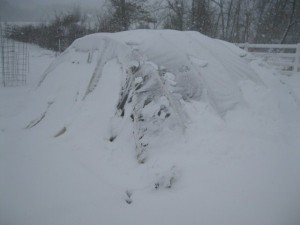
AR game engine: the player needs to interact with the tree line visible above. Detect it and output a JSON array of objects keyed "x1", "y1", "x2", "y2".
[
  {"x1": 8, "y1": 7, "x2": 93, "y2": 51},
  {"x1": 7, "y1": 0, "x2": 300, "y2": 52}
]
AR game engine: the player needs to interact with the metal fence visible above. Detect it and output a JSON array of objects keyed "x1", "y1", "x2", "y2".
[{"x1": 0, "y1": 23, "x2": 29, "y2": 87}]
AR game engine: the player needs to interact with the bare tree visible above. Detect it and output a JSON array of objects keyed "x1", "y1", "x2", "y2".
[
  {"x1": 281, "y1": 0, "x2": 300, "y2": 43},
  {"x1": 164, "y1": 0, "x2": 188, "y2": 30},
  {"x1": 96, "y1": 0, "x2": 155, "y2": 32},
  {"x1": 93, "y1": 0, "x2": 300, "y2": 44},
  {"x1": 190, "y1": 0, "x2": 213, "y2": 34},
  {"x1": 254, "y1": 0, "x2": 296, "y2": 43},
  {"x1": 146, "y1": 0, "x2": 168, "y2": 29}
]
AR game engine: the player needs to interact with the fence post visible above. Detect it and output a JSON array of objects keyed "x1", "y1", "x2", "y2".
[
  {"x1": 244, "y1": 42, "x2": 249, "y2": 52},
  {"x1": 0, "y1": 22, "x2": 5, "y2": 87},
  {"x1": 294, "y1": 43, "x2": 300, "y2": 73}
]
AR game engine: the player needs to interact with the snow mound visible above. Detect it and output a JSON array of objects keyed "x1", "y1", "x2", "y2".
[{"x1": 37, "y1": 30, "x2": 264, "y2": 162}]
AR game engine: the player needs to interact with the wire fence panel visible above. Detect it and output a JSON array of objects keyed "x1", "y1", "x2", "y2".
[{"x1": 0, "y1": 23, "x2": 29, "y2": 87}]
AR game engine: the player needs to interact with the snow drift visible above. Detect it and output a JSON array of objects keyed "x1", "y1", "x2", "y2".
[
  {"x1": 1, "y1": 30, "x2": 300, "y2": 225},
  {"x1": 37, "y1": 30, "x2": 264, "y2": 162}
]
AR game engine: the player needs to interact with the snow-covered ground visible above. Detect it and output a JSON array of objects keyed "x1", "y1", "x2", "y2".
[{"x1": 1, "y1": 30, "x2": 300, "y2": 225}]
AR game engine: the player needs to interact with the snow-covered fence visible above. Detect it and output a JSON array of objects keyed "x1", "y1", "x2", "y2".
[{"x1": 237, "y1": 43, "x2": 300, "y2": 74}]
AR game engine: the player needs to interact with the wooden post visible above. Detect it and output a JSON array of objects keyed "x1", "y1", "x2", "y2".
[
  {"x1": 1, "y1": 23, "x2": 5, "y2": 87},
  {"x1": 244, "y1": 42, "x2": 249, "y2": 52},
  {"x1": 294, "y1": 43, "x2": 300, "y2": 73},
  {"x1": 58, "y1": 39, "x2": 61, "y2": 53}
]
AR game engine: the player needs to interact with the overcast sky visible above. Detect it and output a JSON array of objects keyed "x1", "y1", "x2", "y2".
[
  {"x1": 11, "y1": 0, "x2": 105, "y2": 8},
  {"x1": 0, "y1": 0, "x2": 106, "y2": 21}
]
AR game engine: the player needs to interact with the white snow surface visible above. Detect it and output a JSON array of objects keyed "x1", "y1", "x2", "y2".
[{"x1": 1, "y1": 30, "x2": 300, "y2": 225}]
